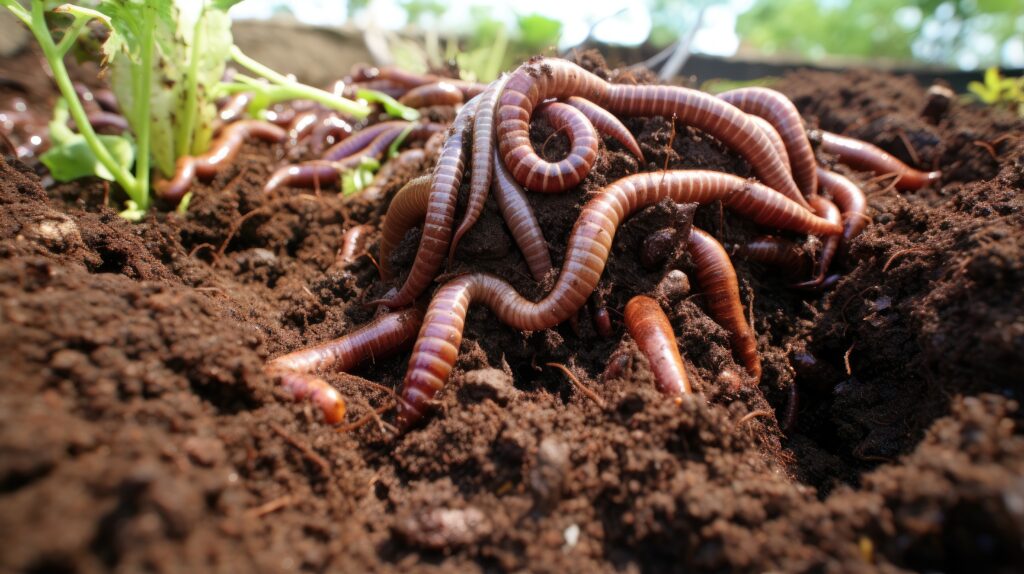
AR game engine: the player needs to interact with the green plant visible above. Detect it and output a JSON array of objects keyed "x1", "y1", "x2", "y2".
[
  {"x1": 968, "y1": 67, "x2": 1024, "y2": 116},
  {"x1": 2, "y1": 0, "x2": 372, "y2": 219}
]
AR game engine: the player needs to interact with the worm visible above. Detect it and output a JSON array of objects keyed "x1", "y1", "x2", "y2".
[
  {"x1": 263, "y1": 161, "x2": 340, "y2": 194},
  {"x1": 349, "y1": 66, "x2": 487, "y2": 98},
  {"x1": 379, "y1": 175, "x2": 433, "y2": 280},
  {"x1": 321, "y1": 121, "x2": 410, "y2": 161},
  {"x1": 337, "y1": 224, "x2": 375, "y2": 267},
  {"x1": 593, "y1": 304, "x2": 614, "y2": 338},
  {"x1": 85, "y1": 111, "x2": 129, "y2": 133},
  {"x1": 287, "y1": 110, "x2": 322, "y2": 142},
  {"x1": 564, "y1": 96, "x2": 643, "y2": 161},
  {"x1": 268, "y1": 307, "x2": 425, "y2": 423},
  {"x1": 686, "y1": 227, "x2": 761, "y2": 380},
  {"x1": 792, "y1": 194, "x2": 842, "y2": 288},
  {"x1": 332, "y1": 122, "x2": 444, "y2": 169},
  {"x1": 491, "y1": 147, "x2": 553, "y2": 281},
  {"x1": 818, "y1": 130, "x2": 941, "y2": 190},
  {"x1": 497, "y1": 59, "x2": 810, "y2": 209},
  {"x1": 395, "y1": 170, "x2": 840, "y2": 428},
  {"x1": 748, "y1": 115, "x2": 790, "y2": 171},
  {"x1": 449, "y1": 76, "x2": 510, "y2": 263},
  {"x1": 381, "y1": 95, "x2": 482, "y2": 308},
  {"x1": 624, "y1": 295, "x2": 692, "y2": 396},
  {"x1": 398, "y1": 82, "x2": 465, "y2": 108},
  {"x1": 156, "y1": 120, "x2": 287, "y2": 202},
  {"x1": 817, "y1": 167, "x2": 869, "y2": 247},
  {"x1": 218, "y1": 93, "x2": 253, "y2": 123},
  {"x1": 719, "y1": 87, "x2": 818, "y2": 197},
  {"x1": 310, "y1": 116, "x2": 354, "y2": 154},
  {"x1": 732, "y1": 236, "x2": 810, "y2": 277}
]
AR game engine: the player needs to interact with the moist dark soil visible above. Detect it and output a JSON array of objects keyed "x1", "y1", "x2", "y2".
[{"x1": 1, "y1": 50, "x2": 1023, "y2": 573}]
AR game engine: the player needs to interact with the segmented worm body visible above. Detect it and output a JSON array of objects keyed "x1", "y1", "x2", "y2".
[
  {"x1": 322, "y1": 121, "x2": 409, "y2": 162},
  {"x1": 818, "y1": 131, "x2": 941, "y2": 190},
  {"x1": 218, "y1": 93, "x2": 252, "y2": 124},
  {"x1": 748, "y1": 115, "x2": 790, "y2": 171},
  {"x1": 733, "y1": 236, "x2": 810, "y2": 276},
  {"x1": 379, "y1": 175, "x2": 433, "y2": 280},
  {"x1": 624, "y1": 295, "x2": 692, "y2": 396},
  {"x1": 497, "y1": 59, "x2": 809, "y2": 209},
  {"x1": 793, "y1": 195, "x2": 841, "y2": 287},
  {"x1": 263, "y1": 161, "x2": 340, "y2": 194},
  {"x1": 491, "y1": 148, "x2": 553, "y2": 281},
  {"x1": 268, "y1": 307, "x2": 425, "y2": 424},
  {"x1": 310, "y1": 116, "x2": 354, "y2": 154},
  {"x1": 593, "y1": 305, "x2": 614, "y2": 338},
  {"x1": 157, "y1": 120, "x2": 287, "y2": 202},
  {"x1": 817, "y1": 168, "x2": 868, "y2": 246},
  {"x1": 564, "y1": 96, "x2": 643, "y2": 161},
  {"x1": 396, "y1": 171, "x2": 840, "y2": 428},
  {"x1": 382, "y1": 95, "x2": 481, "y2": 308},
  {"x1": 719, "y1": 87, "x2": 818, "y2": 197},
  {"x1": 398, "y1": 82, "x2": 465, "y2": 108},
  {"x1": 337, "y1": 224, "x2": 375, "y2": 267}
]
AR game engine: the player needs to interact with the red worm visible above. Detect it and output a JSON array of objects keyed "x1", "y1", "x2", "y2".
[
  {"x1": 287, "y1": 110, "x2": 322, "y2": 142},
  {"x1": 564, "y1": 96, "x2": 643, "y2": 161},
  {"x1": 263, "y1": 161, "x2": 340, "y2": 194},
  {"x1": 157, "y1": 120, "x2": 287, "y2": 202},
  {"x1": 624, "y1": 295, "x2": 692, "y2": 396},
  {"x1": 593, "y1": 305, "x2": 614, "y2": 338},
  {"x1": 321, "y1": 121, "x2": 409, "y2": 161},
  {"x1": 748, "y1": 115, "x2": 790, "y2": 171},
  {"x1": 686, "y1": 228, "x2": 761, "y2": 380},
  {"x1": 793, "y1": 194, "x2": 841, "y2": 288},
  {"x1": 398, "y1": 82, "x2": 465, "y2": 108},
  {"x1": 818, "y1": 130, "x2": 941, "y2": 190},
  {"x1": 817, "y1": 167, "x2": 869, "y2": 247},
  {"x1": 497, "y1": 59, "x2": 809, "y2": 209},
  {"x1": 732, "y1": 236, "x2": 810, "y2": 277},
  {"x1": 85, "y1": 111, "x2": 129, "y2": 133},
  {"x1": 449, "y1": 76, "x2": 510, "y2": 263},
  {"x1": 218, "y1": 93, "x2": 252, "y2": 123},
  {"x1": 381, "y1": 95, "x2": 482, "y2": 308},
  {"x1": 719, "y1": 87, "x2": 818, "y2": 198},
  {"x1": 349, "y1": 66, "x2": 487, "y2": 98},
  {"x1": 491, "y1": 147, "x2": 553, "y2": 281},
  {"x1": 268, "y1": 307, "x2": 425, "y2": 423},
  {"x1": 337, "y1": 224, "x2": 375, "y2": 267},
  {"x1": 310, "y1": 116, "x2": 354, "y2": 154},
  {"x1": 379, "y1": 175, "x2": 433, "y2": 280},
  {"x1": 396, "y1": 170, "x2": 840, "y2": 428}
]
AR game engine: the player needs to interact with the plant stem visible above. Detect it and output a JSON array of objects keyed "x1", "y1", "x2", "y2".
[
  {"x1": 230, "y1": 46, "x2": 371, "y2": 119},
  {"x1": 131, "y1": 3, "x2": 155, "y2": 210},
  {"x1": 176, "y1": 7, "x2": 205, "y2": 159},
  {"x1": 27, "y1": 1, "x2": 138, "y2": 197}
]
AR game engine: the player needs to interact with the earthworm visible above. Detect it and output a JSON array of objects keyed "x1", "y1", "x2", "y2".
[
  {"x1": 269, "y1": 307, "x2": 425, "y2": 374},
  {"x1": 395, "y1": 170, "x2": 839, "y2": 428},
  {"x1": 310, "y1": 116, "x2": 354, "y2": 154},
  {"x1": 564, "y1": 96, "x2": 643, "y2": 161},
  {"x1": 331, "y1": 122, "x2": 443, "y2": 170},
  {"x1": 321, "y1": 121, "x2": 410, "y2": 162},
  {"x1": 379, "y1": 175, "x2": 433, "y2": 280},
  {"x1": 156, "y1": 120, "x2": 287, "y2": 202},
  {"x1": 497, "y1": 59, "x2": 809, "y2": 209},
  {"x1": 792, "y1": 194, "x2": 841, "y2": 288},
  {"x1": 449, "y1": 76, "x2": 510, "y2": 263},
  {"x1": 732, "y1": 236, "x2": 810, "y2": 277},
  {"x1": 343, "y1": 80, "x2": 407, "y2": 99},
  {"x1": 381, "y1": 95, "x2": 482, "y2": 308},
  {"x1": 491, "y1": 149, "x2": 553, "y2": 281},
  {"x1": 93, "y1": 89, "x2": 120, "y2": 113},
  {"x1": 349, "y1": 66, "x2": 487, "y2": 98},
  {"x1": 818, "y1": 130, "x2": 941, "y2": 190},
  {"x1": 268, "y1": 307, "x2": 425, "y2": 422},
  {"x1": 593, "y1": 304, "x2": 614, "y2": 338},
  {"x1": 748, "y1": 115, "x2": 790, "y2": 170},
  {"x1": 817, "y1": 168, "x2": 869, "y2": 247},
  {"x1": 686, "y1": 227, "x2": 761, "y2": 380},
  {"x1": 287, "y1": 110, "x2": 322, "y2": 142},
  {"x1": 624, "y1": 295, "x2": 692, "y2": 396},
  {"x1": 218, "y1": 93, "x2": 252, "y2": 123},
  {"x1": 398, "y1": 82, "x2": 464, "y2": 108},
  {"x1": 85, "y1": 111, "x2": 129, "y2": 133},
  {"x1": 337, "y1": 224, "x2": 375, "y2": 267},
  {"x1": 719, "y1": 87, "x2": 818, "y2": 197},
  {"x1": 263, "y1": 161, "x2": 340, "y2": 194}
]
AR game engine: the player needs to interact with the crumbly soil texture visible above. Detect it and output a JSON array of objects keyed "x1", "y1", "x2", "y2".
[{"x1": 1, "y1": 52, "x2": 1023, "y2": 573}]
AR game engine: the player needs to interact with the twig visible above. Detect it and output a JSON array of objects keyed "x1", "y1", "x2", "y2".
[
  {"x1": 269, "y1": 421, "x2": 331, "y2": 474},
  {"x1": 246, "y1": 495, "x2": 293, "y2": 518},
  {"x1": 546, "y1": 362, "x2": 607, "y2": 410}
]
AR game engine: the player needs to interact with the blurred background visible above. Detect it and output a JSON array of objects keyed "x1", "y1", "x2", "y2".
[{"x1": 222, "y1": 0, "x2": 1023, "y2": 90}]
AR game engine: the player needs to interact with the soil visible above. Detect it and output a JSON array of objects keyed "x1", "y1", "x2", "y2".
[{"x1": 1, "y1": 48, "x2": 1023, "y2": 573}]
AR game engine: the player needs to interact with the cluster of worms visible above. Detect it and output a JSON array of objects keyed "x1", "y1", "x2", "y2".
[{"x1": 263, "y1": 57, "x2": 941, "y2": 433}]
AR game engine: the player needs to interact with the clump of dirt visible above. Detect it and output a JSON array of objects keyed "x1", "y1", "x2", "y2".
[{"x1": 1, "y1": 49, "x2": 1022, "y2": 573}]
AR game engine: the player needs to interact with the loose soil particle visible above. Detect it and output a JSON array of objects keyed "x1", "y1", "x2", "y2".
[{"x1": 1, "y1": 51, "x2": 1022, "y2": 572}]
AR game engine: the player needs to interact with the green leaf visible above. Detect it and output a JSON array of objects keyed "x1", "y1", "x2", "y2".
[
  {"x1": 341, "y1": 157, "x2": 380, "y2": 197},
  {"x1": 210, "y1": 0, "x2": 245, "y2": 10},
  {"x1": 41, "y1": 133, "x2": 135, "y2": 182}
]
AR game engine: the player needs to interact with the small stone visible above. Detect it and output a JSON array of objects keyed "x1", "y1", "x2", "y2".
[
  {"x1": 395, "y1": 507, "x2": 491, "y2": 550},
  {"x1": 184, "y1": 436, "x2": 226, "y2": 467},
  {"x1": 656, "y1": 269, "x2": 691, "y2": 301}
]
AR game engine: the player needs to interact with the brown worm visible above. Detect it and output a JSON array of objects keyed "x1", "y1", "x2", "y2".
[
  {"x1": 818, "y1": 130, "x2": 941, "y2": 190},
  {"x1": 817, "y1": 167, "x2": 869, "y2": 247},
  {"x1": 449, "y1": 76, "x2": 510, "y2": 263},
  {"x1": 491, "y1": 147, "x2": 553, "y2": 281},
  {"x1": 321, "y1": 120, "x2": 409, "y2": 161},
  {"x1": 268, "y1": 307, "x2": 425, "y2": 423},
  {"x1": 497, "y1": 59, "x2": 809, "y2": 209},
  {"x1": 263, "y1": 161, "x2": 340, "y2": 194},
  {"x1": 793, "y1": 194, "x2": 842, "y2": 288},
  {"x1": 379, "y1": 175, "x2": 433, "y2": 280},
  {"x1": 395, "y1": 170, "x2": 840, "y2": 429},
  {"x1": 624, "y1": 295, "x2": 692, "y2": 396},
  {"x1": 156, "y1": 120, "x2": 287, "y2": 202},
  {"x1": 337, "y1": 224, "x2": 375, "y2": 267},
  {"x1": 218, "y1": 93, "x2": 253, "y2": 123},
  {"x1": 84, "y1": 111, "x2": 129, "y2": 133},
  {"x1": 381, "y1": 95, "x2": 482, "y2": 308},
  {"x1": 287, "y1": 110, "x2": 322, "y2": 142},
  {"x1": 398, "y1": 82, "x2": 465, "y2": 108},
  {"x1": 732, "y1": 236, "x2": 810, "y2": 277},
  {"x1": 349, "y1": 66, "x2": 487, "y2": 98},
  {"x1": 748, "y1": 115, "x2": 790, "y2": 171},
  {"x1": 331, "y1": 123, "x2": 442, "y2": 170},
  {"x1": 310, "y1": 116, "x2": 354, "y2": 154},
  {"x1": 593, "y1": 305, "x2": 614, "y2": 338},
  {"x1": 719, "y1": 87, "x2": 818, "y2": 197},
  {"x1": 564, "y1": 96, "x2": 643, "y2": 161}
]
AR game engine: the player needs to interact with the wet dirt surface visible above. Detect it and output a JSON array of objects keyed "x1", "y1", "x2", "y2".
[{"x1": 1, "y1": 50, "x2": 1022, "y2": 572}]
